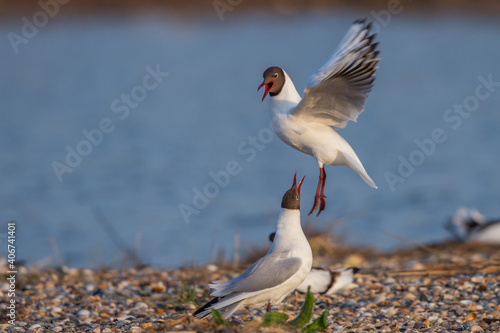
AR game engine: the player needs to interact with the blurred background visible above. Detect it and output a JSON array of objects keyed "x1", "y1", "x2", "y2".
[{"x1": 1, "y1": 0, "x2": 499, "y2": 268}]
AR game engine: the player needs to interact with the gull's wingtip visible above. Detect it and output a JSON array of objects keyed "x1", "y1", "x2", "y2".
[{"x1": 353, "y1": 18, "x2": 367, "y2": 25}]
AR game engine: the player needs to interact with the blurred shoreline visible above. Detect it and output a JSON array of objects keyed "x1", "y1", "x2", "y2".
[{"x1": 2, "y1": 0, "x2": 500, "y2": 18}]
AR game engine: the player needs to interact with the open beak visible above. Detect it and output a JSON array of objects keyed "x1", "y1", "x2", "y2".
[
  {"x1": 258, "y1": 81, "x2": 274, "y2": 102},
  {"x1": 293, "y1": 172, "x2": 306, "y2": 195}
]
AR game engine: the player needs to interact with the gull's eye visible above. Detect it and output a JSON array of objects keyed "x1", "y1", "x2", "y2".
[
  {"x1": 295, "y1": 195, "x2": 299, "y2": 200},
  {"x1": 273, "y1": 73, "x2": 278, "y2": 78}
]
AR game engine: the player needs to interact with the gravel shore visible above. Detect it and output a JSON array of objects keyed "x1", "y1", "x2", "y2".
[{"x1": 1, "y1": 242, "x2": 499, "y2": 332}]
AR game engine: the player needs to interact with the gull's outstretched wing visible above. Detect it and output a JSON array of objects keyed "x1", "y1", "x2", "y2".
[{"x1": 292, "y1": 19, "x2": 380, "y2": 128}]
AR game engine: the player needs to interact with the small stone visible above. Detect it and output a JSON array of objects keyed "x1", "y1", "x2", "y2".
[
  {"x1": 140, "y1": 323, "x2": 153, "y2": 329},
  {"x1": 135, "y1": 302, "x2": 148, "y2": 309},
  {"x1": 129, "y1": 326, "x2": 141, "y2": 333},
  {"x1": 413, "y1": 322, "x2": 428, "y2": 329},
  {"x1": 345, "y1": 299, "x2": 357, "y2": 307},
  {"x1": 443, "y1": 293, "x2": 454, "y2": 300},
  {"x1": 403, "y1": 293, "x2": 417, "y2": 299},
  {"x1": 468, "y1": 312, "x2": 478, "y2": 320},
  {"x1": 28, "y1": 325, "x2": 42, "y2": 330},
  {"x1": 383, "y1": 307, "x2": 397, "y2": 316},
  {"x1": 470, "y1": 276, "x2": 484, "y2": 283},
  {"x1": 77, "y1": 309, "x2": 90, "y2": 317},
  {"x1": 410, "y1": 261, "x2": 425, "y2": 270},
  {"x1": 383, "y1": 277, "x2": 396, "y2": 284},
  {"x1": 151, "y1": 282, "x2": 166, "y2": 293},
  {"x1": 87, "y1": 295, "x2": 100, "y2": 302},
  {"x1": 51, "y1": 327, "x2": 63, "y2": 332},
  {"x1": 85, "y1": 283, "x2": 96, "y2": 293},
  {"x1": 369, "y1": 283, "x2": 383, "y2": 290},
  {"x1": 471, "y1": 325, "x2": 484, "y2": 332}
]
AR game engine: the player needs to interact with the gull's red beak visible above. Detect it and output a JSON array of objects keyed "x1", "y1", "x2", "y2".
[
  {"x1": 258, "y1": 81, "x2": 274, "y2": 102},
  {"x1": 293, "y1": 172, "x2": 305, "y2": 195}
]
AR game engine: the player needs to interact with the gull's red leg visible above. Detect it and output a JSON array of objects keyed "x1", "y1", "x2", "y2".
[
  {"x1": 317, "y1": 168, "x2": 327, "y2": 216},
  {"x1": 266, "y1": 302, "x2": 271, "y2": 312},
  {"x1": 308, "y1": 167, "x2": 324, "y2": 216}
]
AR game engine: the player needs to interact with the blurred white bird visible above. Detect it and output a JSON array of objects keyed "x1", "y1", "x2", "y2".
[
  {"x1": 445, "y1": 207, "x2": 500, "y2": 244},
  {"x1": 258, "y1": 19, "x2": 379, "y2": 216},
  {"x1": 295, "y1": 266, "x2": 359, "y2": 295},
  {"x1": 193, "y1": 174, "x2": 312, "y2": 319}
]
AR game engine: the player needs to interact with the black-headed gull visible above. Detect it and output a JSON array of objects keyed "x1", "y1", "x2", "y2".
[
  {"x1": 445, "y1": 207, "x2": 500, "y2": 244},
  {"x1": 295, "y1": 266, "x2": 359, "y2": 294},
  {"x1": 194, "y1": 174, "x2": 312, "y2": 319},
  {"x1": 258, "y1": 19, "x2": 379, "y2": 216}
]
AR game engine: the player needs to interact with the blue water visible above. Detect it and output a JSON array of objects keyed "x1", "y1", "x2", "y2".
[{"x1": 1, "y1": 11, "x2": 499, "y2": 268}]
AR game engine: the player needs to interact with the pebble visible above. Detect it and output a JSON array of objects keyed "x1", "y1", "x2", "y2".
[
  {"x1": 50, "y1": 306, "x2": 62, "y2": 313},
  {"x1": 77, "y1": 309, "x2": 90, "y2": 317},
  {"x1": 134, "y1": 302, "x2": 148, "y2": 309}
]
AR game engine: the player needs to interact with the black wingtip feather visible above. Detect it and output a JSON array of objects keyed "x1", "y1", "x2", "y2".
[
  {"x1": 366, "y1": 34, "x2": 375, "y2": 44},
  {"x1": 193, "y1": 297, "x2": 220, "y2": 318}
]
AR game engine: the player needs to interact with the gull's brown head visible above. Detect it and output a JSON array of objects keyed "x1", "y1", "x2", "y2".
[
  {"x1": 258, "y1": 66, "x2": 285, "y2": 101},
  {"x1": 281, "y1": 173, "x2": 305, "y2": 210}
]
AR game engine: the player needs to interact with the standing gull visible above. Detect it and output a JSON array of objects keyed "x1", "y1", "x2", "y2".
[
  {"x1": 258, "y1": 19, "x2": 379, "y2": 216},
  {"x1": 269, "y1": 232, "x2": 359, "y2": 295},
  {"x1": 193, "y1": 174, "x2": 312, "y2": 319}
]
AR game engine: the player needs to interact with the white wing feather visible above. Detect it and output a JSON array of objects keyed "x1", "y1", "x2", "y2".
[{"x1": 293, "y1": 19, "x2": 380, "y2": 128}]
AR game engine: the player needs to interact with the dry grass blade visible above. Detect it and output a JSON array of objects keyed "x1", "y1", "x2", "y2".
[{"x1": 387, "y1": 260, "x2": 500, "y2": 277}]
